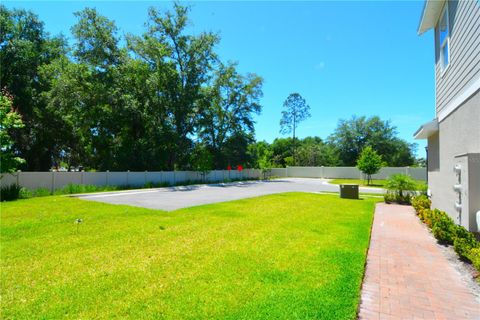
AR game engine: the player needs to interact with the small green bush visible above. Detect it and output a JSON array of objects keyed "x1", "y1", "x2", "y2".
[
  {"x1": 431, "y1": 212, "x2": 456, "y2": 244},
  {"x1": 0, "y1": 183, "x2": 21, "y2": 201},
  {"x1": 453, "y1": 226, "x2": 480, "y2": 261},
  {"x1": 455, "y1": 224, "x2": 475, "y2": 240},
  {"x1": 384, "y1": 174, "x2": 417, "y2": 204},
  {"x1": 422, "y1": 209, "x2": 434, "y2": 228},
  {"x1": 469, "y1": 247, "x2": 480, "y2": 271},
  {"x1": 383, "y1": 192, "x2": 395, "y2": 204},
  {"x1": 416, "y1": 182, "x2": 428, "y2": 195},
  {"x1": 412, "y1": 194, "x2": 431, "y2": 213},
  {"x1": 33, "y1": 188, "x2": 51, "y2": 197},
  {"x1": 19, "y1": 187, "x2": 32, "y2": 199}
]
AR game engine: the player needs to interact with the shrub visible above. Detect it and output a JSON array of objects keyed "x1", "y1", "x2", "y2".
[
  {"x1": 19, "y1": 187, "x2": 32, "y2": 199},
  {"x1": 453, "y1": 226, "x2": 479, "y2": 261},
  {"x1": 384, "y1": 174, "x2": 417, "y2": 204},
  {"x1": 383, "y1": 192, "x2": 396, "y2": 204},
  {"x1": 0, "y1": 183, "x2": 21, "y2": 201},
  {"x1": 417, "y1": 208, "x2": 428, "y2": 221},
  {"x1": 455, "y1": 224, "x2": 475, "y2": 240},
  {"x1": 431, "y1": 211, "x2": 456, "y2": 244},
  {"x1": 412, "y1": 194, "x2": 431, "y2": 213},
  {"x1": 454, "y1": 237, "x2": 479, "y2": 261},
  {"x1": 469, "y1": 247, "x2": 480, "y2": 271},
  {"x1": 423, "y1": 209, "x2": 442, "y2": 228},
  {"x1": 416, "y1": 182, "x2": 428, "y2": 196},
  {"x1": 33, "y1": 188, "x2": 51, "y2": 197}
]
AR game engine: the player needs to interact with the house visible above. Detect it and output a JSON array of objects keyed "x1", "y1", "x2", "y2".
[{"x1": 414, "y1": 0, "x2": 480, "y2": 232}]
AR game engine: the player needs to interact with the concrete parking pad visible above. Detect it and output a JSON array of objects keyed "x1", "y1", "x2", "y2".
[
  {"x1": 358, "y1": 203, "x2": 480, "y2": 320},
  {"x1": 76, "y1": 178, "x2": 383, "y2": 210}
]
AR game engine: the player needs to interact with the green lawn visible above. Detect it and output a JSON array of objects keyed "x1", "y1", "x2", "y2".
[
  {"x1": 329, "y1": 179, "x2": 388, "y2": 187},
  {"x1": 1, "y1": 193, "x2": 379, "y2": 319},
  {"x1": 329, "y1": 178, "x2": 427, "y2": 189}
]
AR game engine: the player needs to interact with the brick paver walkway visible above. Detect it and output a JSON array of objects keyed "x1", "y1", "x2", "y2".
[{"x1": 358, "y1": 203, "x2": 480, "y2": 320}]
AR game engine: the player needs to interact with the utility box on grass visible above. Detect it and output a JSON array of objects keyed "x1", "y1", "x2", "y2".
[{"x1": 340, "y1": 184, "x2": 359, "y2": 199}]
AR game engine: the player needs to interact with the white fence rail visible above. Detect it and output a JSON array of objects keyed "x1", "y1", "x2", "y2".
[
  {"x1": 282, "y1": 166, "x2": 426, "y2": 180},
  {"x1": 1, "y1": 166, "x2": 426, "y2": 191},
  {"x1": 0, "y1": 169, "x2": 262, "y2": 192}
]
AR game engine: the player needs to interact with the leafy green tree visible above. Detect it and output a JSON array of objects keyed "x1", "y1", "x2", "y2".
[
  {"x1": 246, "y1": 141, "x2": 270, "y2": 168},
  {"x1": 0, "y1": 6, "x2": 68, "y2": 170},
  {"x1": 1, "y1": 4, "x2": 264, "y2": 172},
  {"x1": 356, "y1": 146, "x2": 383, "y2": 185},
  {"x1": 192, "y1": 144, "x2": 213, "y2": 182},
  {"x1": 72, "y1": 8, "x2": 121, "y2": 68},
  {"x1": 0, "y1": 91, "x2": 25, "y2": 173},
  {"x1": 279, "y1": 93, "x2": 311, "y2": 165},
  {"x1": 198, "y1": 62, "x2": 263, "y2": 168},
  {"x1": 296, "y1": 136, "x2": 339, "y2": 167},
  {"x1": 142, "y1": 4, "x2": 220, "y2": 169},
  {"x1": 269, "y1": 137, "x2": 293, "y2": 167},
  {"x1": 328, "y1": 115, "x2": 415, "y2": 166},
  {"x1": 258, "y1": 150, "x2": 273, "y2": 179},
  {"x1": 70, "y1": 8, "x2": 123, "y2": 170}
]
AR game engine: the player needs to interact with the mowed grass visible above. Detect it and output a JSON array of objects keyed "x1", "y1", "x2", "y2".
[
  {"x1": 1, "y1": 193, "x2": 379, "y2": 319},
  {"x1": 329, "y1": 178, "x2": 427, "y2": 189},
  {"x1": 329, "y1": 179, "x2": 388, "y2": 187}
]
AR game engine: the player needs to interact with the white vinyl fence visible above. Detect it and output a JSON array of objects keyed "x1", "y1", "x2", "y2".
[
  {"x1": 0, "y1": 169, "x2": 262, "y2": 192},
  {"x1": 278, "y1": 166, "x2": 426, "y2": 181},
  {"x1": 0, "y1": 166, "x2": 426, "y2": 192}
]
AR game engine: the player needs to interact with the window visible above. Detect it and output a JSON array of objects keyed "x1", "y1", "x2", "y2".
[{"x1": 438, "y1": 4, "x2": 450, "y2": 71}]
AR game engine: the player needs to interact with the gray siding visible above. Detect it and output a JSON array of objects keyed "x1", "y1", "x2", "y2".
[{"x1": 434, "y1": 0, "x2": 480, "y2": 114}]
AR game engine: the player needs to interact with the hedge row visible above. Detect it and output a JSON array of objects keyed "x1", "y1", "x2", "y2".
[{"x1": 412, "y1": 195, "x2": 480, "y2": 274}]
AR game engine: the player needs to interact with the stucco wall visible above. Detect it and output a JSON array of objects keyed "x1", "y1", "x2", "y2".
[{"x1": 428, "y1": 90, "x2": 480, "y2": 229}]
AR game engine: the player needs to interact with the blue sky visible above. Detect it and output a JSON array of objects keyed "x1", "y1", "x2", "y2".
[{"x1": 5, "y1": 1, "x2": 435, "y2": 157}]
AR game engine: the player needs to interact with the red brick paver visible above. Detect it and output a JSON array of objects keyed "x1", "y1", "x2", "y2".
[{"x1": 358, "y1": 203, "x2": 480, "y2": 320}]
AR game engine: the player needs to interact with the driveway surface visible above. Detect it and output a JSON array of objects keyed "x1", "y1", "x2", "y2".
[{"x1": 76, "y1": 178, "x2": 384, "y2": 211}]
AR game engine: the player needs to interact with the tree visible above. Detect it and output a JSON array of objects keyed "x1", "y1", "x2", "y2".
[
  {"x1": 1, "y1": 4, "x2": 263, "y2": 172},
  {"x1": 356, "y1": 146, "x2": 382, "y2": 185},
  {"x1": 279, "y1": 93, "x2": 311, "y2": 166},
  {"x1": 257, "y1": 148, "x2": 273, "y2": 179},
  {"x1": 198, "y1": 62, "x2": 263, "y2": 168},
  {"x1": 328, "y1": 115, "x2": 416, "y2": 166},
  {"x1": 142, "y1": 4, "x2": 220, "y2": 169},
  {"x1": 269, "y1": 137, "x2": 293, "y2": 167},
  {"x1": 192, "y1": 144, "x2": 213, "y2": 182},
  {"x1": 295, "y1": 136, "x2": 339, "y2": 167},
  {"x1": 0, "y1": 6, "x2": 68, "y2": 170},
  {"x1": 0, "y1": 91, "x2": 25, "y2": 173}
]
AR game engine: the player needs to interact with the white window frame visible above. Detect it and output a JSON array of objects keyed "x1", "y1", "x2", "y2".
[{"x1": 438, "y1": 3, "x2": 450, "y2": 75}]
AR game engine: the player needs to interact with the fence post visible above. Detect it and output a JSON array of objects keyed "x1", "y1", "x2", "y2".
[
  {"x1": 16, "y1": 170, "x2": 20, "y2": 186},
  {"x1": 145, "y1": 170, "x2": 147, "y2": 185},
  {"x1": 81, "y1": 170, "x2": 84, "y2": 185},
  {"x1": 321, "y1": 166, "x2": 324, "y2": 178},
  {"x1": 406, "y1": 166, "x2": 409, "y2": 176},
  {"x1": 126, "y1": 170, "x2": 130, "y2": 185},
  {"x1": 173, "y1": 171, "x2": 176, "y2": 185},
  {"x1": 51, "y1": 171, "x2": 55, "y2": 193},
  {"x1": 106, "y1": 170, "x2": 109, "y2": 185},
  {"x1": 286, "y1": 166, "x2": 289, "y2": 177}
]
